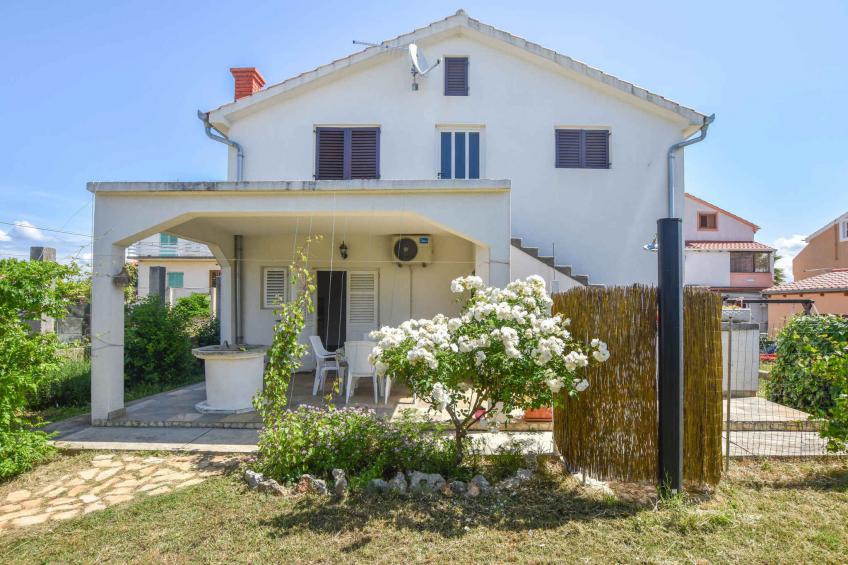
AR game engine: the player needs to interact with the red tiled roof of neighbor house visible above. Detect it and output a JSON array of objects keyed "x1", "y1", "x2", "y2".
[
  {"x1": 685, "y1": 241, "x2": 776, "y2": 251},
  {"x1": 763, "y1": 269, "x2": 848, "y2": 294}
]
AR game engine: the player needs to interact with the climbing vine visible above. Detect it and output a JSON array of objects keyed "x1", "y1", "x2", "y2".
[{"x1": 254, "y1": 236, "x2": 321, "y2": 425}]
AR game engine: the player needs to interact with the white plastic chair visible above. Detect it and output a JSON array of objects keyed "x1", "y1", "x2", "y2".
[
  {"x1": 310, "y1": 336, "x2": 339, "y2": 395},
  {"x1": 344, "y1": 341, "x2": 379, "y2": 404}
]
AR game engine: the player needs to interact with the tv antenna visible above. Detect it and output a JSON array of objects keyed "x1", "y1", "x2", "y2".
[{"x1": 408, "y1": 43, "x2": 440, "y2": 90}]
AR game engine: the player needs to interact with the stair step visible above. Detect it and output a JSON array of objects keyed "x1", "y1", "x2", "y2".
[{"x1": 511, "y1": 236, "x2": 596, "y2": 287}]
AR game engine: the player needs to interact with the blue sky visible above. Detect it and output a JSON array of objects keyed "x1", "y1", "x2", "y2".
[{"x1": 1, "y1": 1, "x2": 846, "y2": 277}]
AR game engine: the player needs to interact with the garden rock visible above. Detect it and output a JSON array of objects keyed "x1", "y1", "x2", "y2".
[
  {"x1": 387, "y1": 472, "x2": 407, "y2": 494},
  {"x1": 449, "y1": 480, "x2": 468, "y2": 496},
  {"x1": 295, "y1": 474, "x2": 328, "y2": 495},
  {"x1": 243, "y1": 469, "x2": 264, "y2": 490},
  {"x1": 408, "y1": 471, "x2": 446, "y2": 494},
  {"x1": 498, "y1": 469, "x2": 533, "y2": 491},
  {"x1": 469, "y1": 475, "x2": 491, "y2": 494},
  {"x1": 365, "y1": 479, "x2": 389, "y2": 496},
  {"x1": 257, "y1": 478, "x2": 287, "y2": 496},
  {"x1": 332, "y1": 469, "x2": 348, "y2": 497}
]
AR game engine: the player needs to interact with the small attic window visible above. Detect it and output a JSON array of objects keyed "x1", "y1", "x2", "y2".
[
  {"x1": 444, "y1": 57, "x2": 469, "y2": 96},
  {"x1": 698, "y1": 212, "x2": 718, "y2": 230}
]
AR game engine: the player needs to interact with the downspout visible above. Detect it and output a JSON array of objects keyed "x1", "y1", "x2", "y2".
[
  {"x1": 234, "y1": 234, "x2": 244, "y2": 344},
  {"x1": 666, "y1": 114, "x2": 715, "y2": 217},
  {"x1": 197, "y1": 110, "x2": 244, "y2": 181}
]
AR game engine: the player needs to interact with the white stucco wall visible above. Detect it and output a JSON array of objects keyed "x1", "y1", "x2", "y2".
[
  {"x1": 239, "y1": 233, "x2": 474, "y2": 347},
  {"x1": 684, "y1": 250, "x2": 730, "y2": 287},
  {"x1": 215, "y1": 30, "x2": 696, "y2": 286},
  {"x1": 683, "y1": 198, "x2": 756, "y2": 242}
]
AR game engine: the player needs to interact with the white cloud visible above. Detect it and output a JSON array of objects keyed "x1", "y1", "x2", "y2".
[
  {"x1": 771, "y1": 234, "x2": 807, "y2": 282},
  {"x1": 0, "y1": 229, "x2": 10, "y2": 242},
  {"x1": 13, "y1": 220, "x2": 46, "y2": 241}
]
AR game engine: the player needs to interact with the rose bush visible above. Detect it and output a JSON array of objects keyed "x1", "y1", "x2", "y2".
[{"x1": 369, "y1": 275, "x2": 609, "y2": 463}]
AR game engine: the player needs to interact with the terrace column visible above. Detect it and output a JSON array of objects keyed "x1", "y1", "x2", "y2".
[
  {"x1": 475, "y1": 241, "x2": 510, "y2": 288},
  {"x1": 90, "y1": 240, "x2": 127, "y2": 422}
]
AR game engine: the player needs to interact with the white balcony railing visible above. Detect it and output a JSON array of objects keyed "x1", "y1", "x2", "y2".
[{"x1": 127, "y1": 239, "x2": 214, "y2": 259}]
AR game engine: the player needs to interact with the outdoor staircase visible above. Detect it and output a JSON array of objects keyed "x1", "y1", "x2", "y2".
[{"x1": 511, "y1": 237, "x2": 603, "y2": 288}]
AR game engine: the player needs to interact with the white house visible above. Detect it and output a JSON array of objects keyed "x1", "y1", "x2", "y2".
[
  {"x1": 88, "y1": 11, "x2": 710, "y2": 420},
  {"x1": 683, "y1": 193, "x2": 775, "y2": 329},
  {"x1": 128, "y1": 233, "x2": 220, "y2": 306}
]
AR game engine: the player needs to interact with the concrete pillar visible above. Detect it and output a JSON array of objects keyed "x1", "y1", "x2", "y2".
[
  {"x1": 218, "y1": 263, "x2": 233, "y2": 344},
  {"x1": 149, "y1": 266, "x2": 166, "y2": 300},
  {"x1": 28, "y1": 246, "x2": 57, "y2": 334},
  {"x1": 90, "y1": 241, "x2": 127, "y2": 422}
]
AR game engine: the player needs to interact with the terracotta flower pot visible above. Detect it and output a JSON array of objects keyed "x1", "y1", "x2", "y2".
[{"x1": 523, "y1": 406, "x2": 553, "y2": 422}]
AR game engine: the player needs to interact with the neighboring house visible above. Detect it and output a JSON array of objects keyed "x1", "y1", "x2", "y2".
[
  {"x1": 87, "y1": 11, "x2": 711, "y2": 420},
  {"x1": 683, "y1": 193, "x2": 775, "y2": 329},
  {"x1": 127, "y1": 234, "x2": 220, "y2": 305},
  {"x1": 792, "y1": 211, "x2": 848, "y2": 281},
  {"x1": 764, "y1": 269, "x2": 848, "y2": 334}
]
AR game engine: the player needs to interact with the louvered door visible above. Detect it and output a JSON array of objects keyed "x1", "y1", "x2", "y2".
[{"x1": 346, "y1": 271, "x2": 379, "y2": 341}]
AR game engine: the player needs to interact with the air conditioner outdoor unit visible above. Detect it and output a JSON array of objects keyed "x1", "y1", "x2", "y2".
[{"x1": 391, "y1": 235, "x2": 433, "y2": 265}]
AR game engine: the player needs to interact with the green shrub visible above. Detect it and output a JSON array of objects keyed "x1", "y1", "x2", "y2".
[
  {"x1": 124, "y1": 296, "x2": 198, "y2": 387},
  {"x1": 0, "y1": 258, "x2": 83, "y2": 479},
  {"x1": 767, "y1": 315, "x2": 848, "y2": 414},
  {"x1": 27, "y1": 359, "x2": 91, "y2": 410},
  {"x1": 487, "y1": 437, "x2": 533, "y2": 481},
  {"x1": 0, "y1": 430, "x2": 55, "y2": 481},
  {"x1": 257, "y1": 406, "x2": 471, "y2": 486},
  {"x1": 193, "y1": 316, "x2": 220, "y2": 347},
  {"x1": 173, "y1": 293, "x2": 211, "y2": 320}
]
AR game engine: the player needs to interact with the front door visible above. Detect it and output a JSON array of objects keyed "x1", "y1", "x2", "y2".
[{"x1": 316, "y1": 271, "x2": 347, "y2": 351}]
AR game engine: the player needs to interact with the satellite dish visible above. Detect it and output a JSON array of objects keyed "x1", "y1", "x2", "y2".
[{"x1": 409, "y1": 43, "x2": 440, "y2": 76}]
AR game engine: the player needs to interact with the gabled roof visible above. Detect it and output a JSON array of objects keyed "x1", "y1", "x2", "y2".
[
  {"x1": 805, "y1": 211, "x2": 848, "y2": 242},
  {"x1": 207, "y1": 10, "x2": 706, "y2": 130},
  {"x1": 686, "y1": 241, "x2": 775, "y2": 252},
  {"x1": 684, "y1": 193, "x2": 760, "y2": 232},
  {"x1": 764, "y1": 269, "x2": 848, "y2": 294}
]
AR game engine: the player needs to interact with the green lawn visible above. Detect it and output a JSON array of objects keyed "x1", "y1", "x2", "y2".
[{"x1": 1, "y1": 455, "x2": 846, "y2": 563}]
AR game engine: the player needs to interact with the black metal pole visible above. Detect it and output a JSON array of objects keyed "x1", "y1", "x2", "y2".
[{"x1": 657, "y1": 217, "x2": 683, "y2": 492}]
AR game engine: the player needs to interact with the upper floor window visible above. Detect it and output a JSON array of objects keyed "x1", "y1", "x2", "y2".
[
  {"x1": 555, "y1": 129, "x2": 610, "y2": 169},
  {"x1": 730, "y1": 252, "x2": 770, "y2": 273},
  {"x1": 315, "y1": 127, "x2": 380, "y2": 180},
  {"x1": 444, "y1": 57, "x2": 469, "y2": 96},
  {"x1": 698, "y1": 212, "x2": 718, "y2": 230},
  {"x1": 439, "y1": 129, "x2": 480, "y2": 179},
  {"x1": 840, "y1": 220, "x2": 848, "y2": 242},
  {"x1": 160, "y1": 233, "x2": 178, "y2": 256}
]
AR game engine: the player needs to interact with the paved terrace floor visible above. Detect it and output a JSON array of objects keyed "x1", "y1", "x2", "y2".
[{"x1": 47, "y1": 376, "x2": 835, "y2": 457}]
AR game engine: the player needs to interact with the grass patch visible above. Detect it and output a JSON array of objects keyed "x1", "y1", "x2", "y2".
[{"x1": 0, "y1": 457, "x2": 846, "y2": 563}]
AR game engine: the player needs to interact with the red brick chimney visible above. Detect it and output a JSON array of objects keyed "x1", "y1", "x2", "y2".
[{"x1": 230, "y1": 67, "x2": 266, "y2": 101}]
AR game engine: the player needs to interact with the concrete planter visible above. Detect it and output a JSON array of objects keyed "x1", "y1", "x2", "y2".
[{"x1": 191, "y1": 345, "x2": 268, "y2": 413}]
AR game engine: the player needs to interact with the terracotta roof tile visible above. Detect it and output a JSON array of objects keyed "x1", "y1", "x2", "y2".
[
  {"x1": 764, "y1": 269, "x2": 848, "y2": 294},
  {"x1": 685, "y1": 241, "x2": 775, "y2": 251}
]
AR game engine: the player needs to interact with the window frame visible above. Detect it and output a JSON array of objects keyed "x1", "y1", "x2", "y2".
[
  {"x1": 698, "y1": 212, "x2": 718, "y2": 231},
  {"x1": 436, "y1": 126, "x2": 483, "y2": 179},
  {"x1": 314, "y1": 126, "x2": 381, "y2": 180},
  {"x1": 554, "y1": 128, "x2": 611, "y2": 169},
  {"x1": 840, "y1": 220, "x2": 848, "y2": 242},
  {"x1": 730, "y1": 251, "x2": 771, "y2": 273},
  {"x1": 261, "y1": 266, "x2": 289, "y2": 310},
  {"x1": 443, "y1": 56, "x2": 469, "y2": 96},
  {"x1": 166, "y1": 271, "x2": 184, "y2": 289}
]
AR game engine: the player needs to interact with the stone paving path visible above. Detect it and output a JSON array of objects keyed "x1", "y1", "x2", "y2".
[{"x1": 0, "y1": 453, "x2": 238, "y2": 531}]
